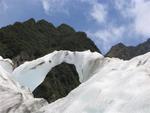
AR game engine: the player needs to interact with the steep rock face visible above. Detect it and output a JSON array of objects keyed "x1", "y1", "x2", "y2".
[
  {"x1": 0, "y1": 18, "x2": 100, "y2": 60},
  {"x1": 106, "y1": 39, "x2": 150, "y2": 60},
  {"x1": 0, "y1": 18, "x2": 100, "y2": 103}
]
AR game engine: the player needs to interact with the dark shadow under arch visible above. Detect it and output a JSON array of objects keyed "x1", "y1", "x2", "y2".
[{"x1": 33, "y1": 62, "x2": 80, "y2": 103}]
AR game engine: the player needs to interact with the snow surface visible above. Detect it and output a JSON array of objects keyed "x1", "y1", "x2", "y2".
[
  {"x1": 38, "y1": 51, "x2": 150, "y2": 113},
  {"x1": 0, "y1": 57, "x2": 48, "y2": 113},
  {"x1": 0, "y1": 50, "x2": 150, "y2": 113},
  {"x1": 0, "y1": 56, "x2": 14, "y2": 73}
]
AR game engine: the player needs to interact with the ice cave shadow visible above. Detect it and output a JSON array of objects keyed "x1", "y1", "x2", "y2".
[{"x1": 33, "y1": 62, "x2": 80, "y2": 103}]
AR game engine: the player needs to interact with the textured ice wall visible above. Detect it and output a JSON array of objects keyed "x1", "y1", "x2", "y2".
[
  {"x1": 38, "y1": 51, "x2": 150, "y2": 113},
  {"x1": 13, "y1": 50, "x2": 103, "y2": 91},
  {"x1": 3, "y1": 50, "x2": 150, "y2": 113},
  {"x1": 0, "y1": 57, "x2": 47, "y2": 113}
]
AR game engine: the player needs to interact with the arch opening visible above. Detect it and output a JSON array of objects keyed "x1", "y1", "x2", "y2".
[{"x1": 33, "y1": 62, "x2": 80, "y2": 103}]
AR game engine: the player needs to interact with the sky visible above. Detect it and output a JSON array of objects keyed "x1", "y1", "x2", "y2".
[{"x1": 0, "y1": 0, "x2": 150, "y2": 54}]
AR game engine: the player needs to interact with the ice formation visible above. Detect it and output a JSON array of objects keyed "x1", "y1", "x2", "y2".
[
  {"x1": 0, "y1": 57, "x2": 47, "y2": 113},
  {"x1": 0, "y1": 50, "x2": 150, "y2": 113},
  {"x1": 12, "y1": 50, "x2": 103, "y2": 91},
  {"x1": 40, "y1": 51, "x2": 150, "y2": 113},
  {"x1": 0, "y1": 56, "x2": 14, "y2": 73}
]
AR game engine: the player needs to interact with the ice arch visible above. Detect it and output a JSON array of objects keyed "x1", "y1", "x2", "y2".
[
  {"x1": 33, "y1": 62, "x2": 80, "y2": 103},
  {"x1": 12, "y1": 50, "x2": 103, "y2": 91}
]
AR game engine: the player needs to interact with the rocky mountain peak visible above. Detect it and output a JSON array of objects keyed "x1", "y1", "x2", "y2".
[
  {"x1": 106, "y1": 38, "x2": 150, "y2": 60},
  {"x1": 57, "y1": 23, "x2": 75, "y2": 34},
  {"x1": 23, "y1": 18, "x2": 36, "y2": 25}
]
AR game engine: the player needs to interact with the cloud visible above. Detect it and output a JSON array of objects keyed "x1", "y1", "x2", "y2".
[
  {"x1": 40, "y1": 0, "x2": 108, "y2": 24},
  {"x1": 114, "y1": 0, "x2": 133, "y2": 18},
  {"x1": 0, "y1": 0, "x2": 8, "y2": 13},
  {"x1": 80, "y1": 0, "x2": 107, "y2": 24},
  {"x1": 90, "y1": 2, "x2": 107, "y2": 23},
  {"x1": 0, "y1": 0, "x2": 149, "y2": 53},
  {"x1": 88, "y1": 26, "x2": 125, "y2": 53},
  {"x1": 133, "y1": 0, "x2": 150, "y2": 36},
  {"x1": 115, "y1": 0, "x2": 150, "y2": 37},
  {"x1": 87, "y1": 0, "x2": 150, "y2": 53},
  {"x1": 40, "y1": 0, "x2": 69, "y2": 15}
]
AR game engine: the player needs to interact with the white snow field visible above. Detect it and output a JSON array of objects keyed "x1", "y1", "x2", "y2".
[
  {"x1": 0, "y1": 56, "x2": 14, "y2": 73},
  {"x1": 0, "y1": 50, "x2": 150, "y2": 113},
  {"x1": 0, "y1": 57, "x2": 47, "y2": 113}
]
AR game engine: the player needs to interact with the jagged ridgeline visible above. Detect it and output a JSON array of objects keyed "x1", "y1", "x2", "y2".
[
  {"x1": 106, "y1": 39, "x2": 150, "y2": 60},
  {"x1": 0, "y1": 18, "x2": 100, "y2": 103}
]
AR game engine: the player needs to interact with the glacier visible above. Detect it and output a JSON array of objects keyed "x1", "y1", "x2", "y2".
[
  {"x1": 0, "y1": 50, "x2": 150, "y2": 113},
  {"x1": 12, "y1": 50, "x2": 103, "y2": 91},
  {"x1": 0, "y1": 56, "x2": 48, "y2": 113}
]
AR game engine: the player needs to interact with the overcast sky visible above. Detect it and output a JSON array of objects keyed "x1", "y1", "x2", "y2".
[{"x1": 0, "y1": 0, "x2": 150, "y2": 53}]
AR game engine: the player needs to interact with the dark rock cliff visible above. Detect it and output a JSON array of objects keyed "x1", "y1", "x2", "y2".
[{"x1": 106, "y1": 39, "x2": 150, "y2": 60}]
